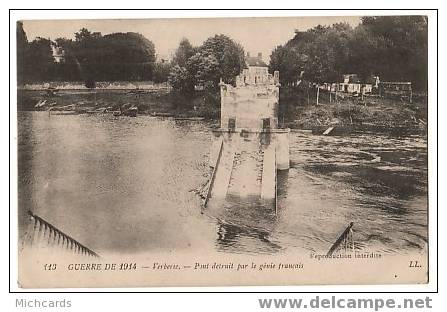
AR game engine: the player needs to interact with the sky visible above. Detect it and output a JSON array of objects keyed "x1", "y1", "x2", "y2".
[{"x1": 22, "y1": 16, "x2": 361, "y2": 62}]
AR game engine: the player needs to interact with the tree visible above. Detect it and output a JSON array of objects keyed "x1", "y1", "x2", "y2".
[
  {"x1": 269, "y1": 45, "x2": 307, "y2": 86},
  {"x1": 17, "y1": 21, "x2": 28, "y2": 84},
  {"x1": 301, "y1": 24, "x2": 351, "y2": 83},
  {"x1": 168, "y1": 65, "x2": 192, "y2": 93},
  {"x1": 269, "y1": 17, "x2": 428, "y2": 91},
  {"x1": 100, "y1": 32, "x2": 156, "y2": 81},
  {"x1": 169, "y1": 34, "x2": 245, "y2": 93},
  {"x1": 153, "y1": 62, "x2": 172, "y2": 83},
  {"x1": 359, "y1": 16, "x2": 428, "y2": 89},
  {"x1": 172, "y1": 38, "x2": 195, "y2": 68},
  {"x1": 188, "y1": 52, "x2": 220, "y2": 90},
  {"x1": 200, "y1": 34, "x2": 245, "y2": 85},
  {"x1": 74, "y1": 28, "x2": 101, "y2": 42},
  {"x1": 18, "y1": 27, "x2": 158, "y2": 83},
  {"x1": 347, "y1": 24, "x2": 388, "y2": 81},
  {"x1": 25, "y1": 37, "x2": 55, "y2": 82},
  {"x1": 70, "y1": 30, "x2": 156, "y2": 82}
]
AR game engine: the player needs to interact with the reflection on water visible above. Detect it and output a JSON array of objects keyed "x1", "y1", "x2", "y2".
[{"x1": 18, "y1": 112, "x2": 428, "y2": 255}]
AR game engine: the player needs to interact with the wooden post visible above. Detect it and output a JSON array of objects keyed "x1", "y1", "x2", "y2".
[
  {"x1": 316, "y1": 85, "x2": 320, "y2": 106},
  {"x1": 307, "y1": 87, "x2": 310, "y2": 106},
  {"x1": 329, "y1": 89, "x2": 332, "y2": 103}
]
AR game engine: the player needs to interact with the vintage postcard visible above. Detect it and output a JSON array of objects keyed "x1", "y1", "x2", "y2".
[{"x1": 15, "y1": 14, "x2": 431, "y2": 288}]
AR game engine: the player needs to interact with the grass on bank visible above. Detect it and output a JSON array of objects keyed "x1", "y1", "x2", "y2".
[{"x1": 18, "y1": 87, "x2": 427, "y2": 133}]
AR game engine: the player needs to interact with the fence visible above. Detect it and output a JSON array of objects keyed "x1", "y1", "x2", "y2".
[{"x1": 25, "y1": 210, "x2": 99, "y2": 258}]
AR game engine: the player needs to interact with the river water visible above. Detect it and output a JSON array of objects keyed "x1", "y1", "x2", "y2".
[{"x1": 17, "y1": 111, "x2": 428, "y2": 256}]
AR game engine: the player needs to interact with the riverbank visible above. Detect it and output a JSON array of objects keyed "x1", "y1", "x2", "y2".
[
  {"x1": 18, "y1": 81, "x2": 170, "y2": 91},
  {"x1": 17, "y1": 89, "x2": 221, "y2": 119},
  {"x1": 279, "y1": 87, "x2": 428, "y2": 135},
  {"x1": 17, "y1": 88, "x2": 428, "y2": 134}
]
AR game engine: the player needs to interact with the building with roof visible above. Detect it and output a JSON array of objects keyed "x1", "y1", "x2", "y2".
[
  {"x1": 50, "y1": 42, "x2": 65, "y2": 63},
  {"x1": 237, "y1": 52, "x2": 273, "y2": 86},
  {"x1": 328, "y1": 74, "x2": 376, "y2": 94},
  {"x1": 220, "y1": 52, "x2": 280, "y2": 130}
]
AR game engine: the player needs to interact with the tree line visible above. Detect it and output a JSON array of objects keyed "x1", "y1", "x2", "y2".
[
  {"x1": 17, "y1": 22, "x2": 244, "y2": 91},
  {"x1": 269, "y1": 16, "x2": 428, "y2": 91},
  {"x1": 17, "y1": 23, "x2": 158, "y2": 84},
  {"x1": 17, "y1": 16, "x2": 428, "y2": 91}
]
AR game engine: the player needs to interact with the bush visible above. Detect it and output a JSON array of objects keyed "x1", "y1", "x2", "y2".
[
  {"x1": 153, "y1": 62, "x2": 171, "y2": 83},
  {"x1": 334, "y1": 103, "x2": 371, "y2": 123}
]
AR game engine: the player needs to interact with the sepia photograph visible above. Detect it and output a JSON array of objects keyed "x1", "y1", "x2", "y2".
[{"x1": 14, "y1": 13, "x2": 431, "y2": 288}]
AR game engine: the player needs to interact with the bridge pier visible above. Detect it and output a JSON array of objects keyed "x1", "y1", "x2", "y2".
[
  {"x1": 206, "y1": 128, "x2": 289, "y2": 210},
  {"x1": 204, "y1": 65, "x2": 288, "y2": 211}
]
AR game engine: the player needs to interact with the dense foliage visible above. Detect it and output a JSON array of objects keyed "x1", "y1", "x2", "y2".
[
  {"x1": 17, "y1": 16, "x2": 428, "y2": 92},
  {"x1": 17, "y1": 22, "x2": 30, "y2": 84},
  {"x1": 269, "y1": 16, "x2": 428, "y2": 90},
  {"x1": 17, "y1": 26, "x2": 156, "y2": 84},
  {"x1": 168, "y1": 35, "x2": 245, "y2": 93},
  {"x1": 172, "y1": 38, "x2": 196, "y2": 68},
  {"x1": 152, "y1": 62, "x2": 172, "y2": 83}
]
